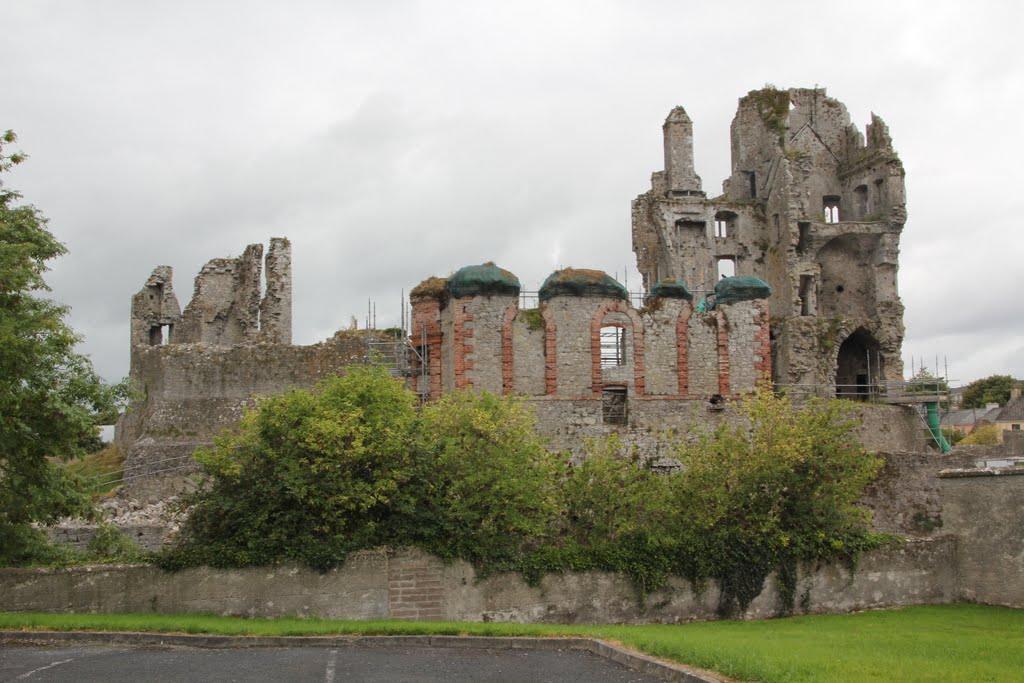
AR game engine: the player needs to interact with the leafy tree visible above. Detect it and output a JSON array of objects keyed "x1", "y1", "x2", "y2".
[
  {"x1": 162, "y1": 366, "x2": 420, "y2": 570},
  {"x1": 560, "y1": 435, "x2": 670, "y2": 547},
  {"x1": 669, "y1": 385, "x2": 884, "y2": 614},
  {"x1": 961, "y1": 375, "x2": 1020, "y2": 409},
  {"x1": 416, "y1": 390, "x2": 564, "y2": 571},
  {"x1": 0, "y1": 131, "x2": 121, "y2": 564},
  {"x1": 959, "y1": 424, "x2": 1001, "y2": 446}
]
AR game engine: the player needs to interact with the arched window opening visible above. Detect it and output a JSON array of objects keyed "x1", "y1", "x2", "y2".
[
  {"x1": 835, "y1": 328, "x2": 882, "y2": 401},
  {"x1": 854, "y1": 185, "x2": 869, "y2": 219},
  {"x1": 600, "y1": 325, "x2": 626, "y2": 368},
  {"x1": 823, "y1": 195, "x2": 841, "y2": 223}
]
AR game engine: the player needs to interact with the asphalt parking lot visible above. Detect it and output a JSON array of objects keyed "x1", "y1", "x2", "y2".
[{"x1": 1, "y1": 643, "x2": 669, "y2": 682}]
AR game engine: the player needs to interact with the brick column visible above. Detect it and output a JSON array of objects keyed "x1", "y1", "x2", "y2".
[
  {"x1": 717, "y1": 310, "x2": 731, "y2": 396},
  {"x1": 411, "y1": 297, "x2": 443, "y2": 400},
  {"x1": 753, "y1": 300, "x2": 772, "y2": 382},
  {"x1": 452, "y1": 300, "x2": 474, "y2": 390},
  {"x1": 542, "y1": 306, "x2": 558, "y2": 395},
  {"x1": 501, "y1": 304, "x2": 518, "y2": 395},
  {"x1": 676, "y1": 305, "x2": 692, "y2": 397}
]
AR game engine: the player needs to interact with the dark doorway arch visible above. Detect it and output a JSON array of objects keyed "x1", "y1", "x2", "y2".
[{"x1": 835, "y1": 328, "x2": 881, "y2": 401}]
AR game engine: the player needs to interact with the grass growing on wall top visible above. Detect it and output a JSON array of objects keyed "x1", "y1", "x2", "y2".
[{"x1": 2, "y1": 604, "x2": 1022, "y2": 682}]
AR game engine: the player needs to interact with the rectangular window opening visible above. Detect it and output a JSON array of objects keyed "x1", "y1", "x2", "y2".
[
  {"x1": 600, "y1": 326, "x2": 626, "y2": 368},
  {"x1": 717, "y1": 258, "x2": 736, "y2": 279},
  {"x1": 602, "y1": 386, "x2": 628, "y2": 425}
]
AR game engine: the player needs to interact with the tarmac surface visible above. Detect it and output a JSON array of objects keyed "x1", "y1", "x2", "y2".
[{"x1": 1, "y1": 642, "x2": 666, "y2": 682}]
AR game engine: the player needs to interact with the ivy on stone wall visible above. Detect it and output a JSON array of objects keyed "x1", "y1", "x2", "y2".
[{"x1": 159, "y1": 368, "x2": 885, "y2": 615}]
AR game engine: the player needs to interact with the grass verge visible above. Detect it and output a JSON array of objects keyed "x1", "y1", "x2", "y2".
[
  {"x1": 2, "y1": 604, "x2": 1022, "y2": 681},
  {"x1": 63, "y1": 445, "x2": 124, "y2": 496}
]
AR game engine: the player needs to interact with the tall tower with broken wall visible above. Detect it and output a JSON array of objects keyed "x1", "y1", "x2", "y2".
[{"x1": 633, "y1": 87, "x2": 906, "y2": 393}]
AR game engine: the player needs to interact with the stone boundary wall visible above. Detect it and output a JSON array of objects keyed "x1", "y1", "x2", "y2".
[
  {"x1": 0, "y1": 542, "x2": 956, "y2": 623},
  {"x1": 939, "y1": 468, "x2": 1024, "y2": 608}
]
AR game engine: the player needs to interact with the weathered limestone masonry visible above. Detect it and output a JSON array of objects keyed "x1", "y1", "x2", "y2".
[
  {"x1": 410, "y1": 264, "x2": 774, "y2": 462},
  {"x1": 117, "y1": 238, "x2": 366, "y2": 501},
  {"x1": 0, "y1": 542, "x2": 957, "y2": 623},
  {"x1": 633, "y1": 87, "x2": 906, "y2": 392}
]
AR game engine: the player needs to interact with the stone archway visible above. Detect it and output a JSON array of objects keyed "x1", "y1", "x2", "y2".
[{"x1": 835, "y1": 327, "x2": 881, "y2": 401}]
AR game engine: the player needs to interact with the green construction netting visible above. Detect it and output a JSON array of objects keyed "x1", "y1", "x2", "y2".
[
  {"x1": 539, "y1": 268, "x2": 628, "y2": 301},
  {"x1": 711, "y1": 275, "x2": 772, "y2": 307},
  {"x1": 649, "y1": 279, "x2": 694, "y2": 301},
  {"x1": 447, "y1": 263, "x2": 521, "y2": 298}
]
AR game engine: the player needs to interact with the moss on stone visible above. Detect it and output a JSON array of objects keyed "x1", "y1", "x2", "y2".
[
  {"x1": 539, "y1": 268, "x2": 628, "y2": 302},
  {"x1": 410, "y1": 276, "x2": 448, "y2": 300}
]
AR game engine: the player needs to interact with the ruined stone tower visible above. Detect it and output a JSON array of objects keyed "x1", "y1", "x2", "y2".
[{"x1": 633, "y1": 87, "x2": 906, "y2": 394}]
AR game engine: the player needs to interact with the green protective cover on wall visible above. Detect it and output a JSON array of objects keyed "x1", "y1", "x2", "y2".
[
  {"x1": 539, "y1": 268, "x2": 628, "y2": 301},
  {"x1": 447, "y1": 263, "x2": 521, "y2": 299},
  {"x1": 649, "y1": 279, "x2": 694, "y2": 301},
  {"x1": 712, "y1": 276, "x2": 772, "y2": 306}
]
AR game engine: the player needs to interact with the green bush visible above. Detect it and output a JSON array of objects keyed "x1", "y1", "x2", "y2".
[
  {"x1": 668, "y1": 387, "x2": 884, "y2": 614},
  {"x1": 414, "y1": 391, "x2": 563, "y2": 571},
  {"x1": 160, "y1": 366, "x2": 420, "y2": 570},
  {"x1": 960, "y1": 424, "x2": 1001, "y2": 446},
  {"x1": 161, "y1": 373, "x2": 885, "y2": 615}
]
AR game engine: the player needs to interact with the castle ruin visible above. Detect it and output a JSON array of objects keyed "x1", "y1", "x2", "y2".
[
  {"x1": 633, "y1": 87, "x2": 906, "y2": 394},
  {"x1": 117, "y1": 86, "x2": 917, "y2": 490}
]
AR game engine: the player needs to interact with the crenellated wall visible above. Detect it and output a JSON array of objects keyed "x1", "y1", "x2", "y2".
[{"x1": 409, "y1": 266, "x2": 776, "y2": 461}]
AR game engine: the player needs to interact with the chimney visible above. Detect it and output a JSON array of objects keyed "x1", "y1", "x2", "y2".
[{"x1": 1012, "y1": 384, "x2": 1022, "y2": 402}]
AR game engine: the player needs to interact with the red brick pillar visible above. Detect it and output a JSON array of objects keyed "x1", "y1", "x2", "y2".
[
  {"x1": 411, "y1": 297, "x2": 443, "y2": 400},
  {"x1": 753, "y1": 300, "x2": 772, "y2": 382},
  {"x1": 542, "y1": 306, "x2": 558, "y2": 395},
  {"x1": 501, "y1": 304, "x2": 517, "y2": 395},
  {"x1": 452, "y1": 299, "x2": 474, "y2": 390},
  {"x1": 717, "y1": 310, "x2": 731, "y2": 396},
  {"x1": 676, "y1": 305, "x2": 691, "y2": 397}
]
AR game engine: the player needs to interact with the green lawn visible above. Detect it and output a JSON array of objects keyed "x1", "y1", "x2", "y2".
[{"x1": 2, "y1": 604, "x2": 1021, "y2": 682}]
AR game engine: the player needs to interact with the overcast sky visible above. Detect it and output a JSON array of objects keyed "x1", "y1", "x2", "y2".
[{"x1": 4, "y1": 0, "x2": 1022, "y2": 387}]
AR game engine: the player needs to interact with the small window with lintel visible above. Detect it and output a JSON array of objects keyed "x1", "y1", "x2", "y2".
[
  {"x1": 602, "y1": 386, "x2": 628, "y2": 425},
  {"x1": 823, "y1": 196, "x2": 841, "y2": 223},
  {"x1": 600, "y1": 325, "x2": 626, "y2": 368},
  {"x1": 148, "y1": 324, "x2": 171, "y2": 346},
  {"x1": 714, "y1": 211, "x2": 737, "y2": 238},
  {"x1": 717, "y1": 257, "x2": 736, "y2": 279}
]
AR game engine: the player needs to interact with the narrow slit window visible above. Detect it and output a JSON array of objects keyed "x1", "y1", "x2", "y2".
[
  {"x1": 797, "y1": 221, "x2": 811, "y2": 254},
  {"x1": 600, "y1": 325, "x2": 626, "y2": 368},
  {"x1": 799, "y1": 275, "x2": 814, "y2": 316}
]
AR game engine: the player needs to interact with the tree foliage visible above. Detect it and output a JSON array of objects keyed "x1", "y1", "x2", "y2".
[
  {"x1": 959, "y1": 424, "x2": 1001, "y2": 446},
  {"x1": 0, "y1": 131, "x2": 122, "y2": 565},
  {"x1": 961, "y1": 375, "x2": 1019, "y2": 409},
  {"x1": 163, "y1": 367, "x2": 421, "y2": 570},
  {"x1": 416, "y1": 391, "x2": 563, "y2": 570},
  {"x1": 164, "y1": 371, "x2": 885, "y2": 615}
]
